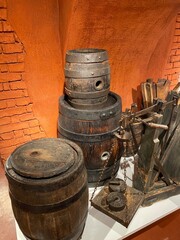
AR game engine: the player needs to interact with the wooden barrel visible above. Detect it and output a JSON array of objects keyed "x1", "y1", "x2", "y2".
[
  {"x1": 64, "y1": 49, "x2": 110, "y2": 109},
  {"x1": 5, "y1": 138, "x2": 88, "y2": 240},
  {"x1": 58, "y1": 92, "x2": 124, "y2": 185}
]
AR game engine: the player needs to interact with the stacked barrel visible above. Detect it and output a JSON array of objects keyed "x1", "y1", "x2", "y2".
[{"x1": 58, "y1": 49, "x2": 123, "y2": 185}]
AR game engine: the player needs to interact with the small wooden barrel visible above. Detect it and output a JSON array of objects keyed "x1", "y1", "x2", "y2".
[
  {"x1": 58, "y1": 92, "x2": 123, "y2": 185},
  {"x1": 5, "y1": 138, "x2": 88, "y2": 240},
  {"x1": 64, "y1": 49, "x2": 110, "y2": 109}
]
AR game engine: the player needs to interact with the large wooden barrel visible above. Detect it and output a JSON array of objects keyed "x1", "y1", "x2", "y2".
[
  {"x1": 5, "y1": 138, "x2": 88, "y2": 240},
  {"x1": 64, "y1": 49, "x2": 110, "y2": 109},
  {"x1": 58, "y1": 92, "x2": 123, "y2": 185}
]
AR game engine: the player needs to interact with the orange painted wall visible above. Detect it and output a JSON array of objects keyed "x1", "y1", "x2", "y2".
[
  {"x1": 64, "y1": 0, "x2": 180, "y2": 109},
  {"x1": 7, "y1": 0, "x2": 63, "y2": 138},
  {"x1": 5, "y1": 0, "x2": 180, "y2": 138}
]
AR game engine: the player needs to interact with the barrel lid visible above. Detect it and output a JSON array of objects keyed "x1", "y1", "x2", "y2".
[{"x1": 9, "y1": 138, "x2": 76, "y2": 179}]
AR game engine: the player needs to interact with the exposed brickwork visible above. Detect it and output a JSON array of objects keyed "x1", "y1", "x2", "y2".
[
  {"x1": 0, "y1": 1, "x2": 46, "y2": 165},
  {"x1": 163, "y1": 13, "x2": 180, "y2": 88}
]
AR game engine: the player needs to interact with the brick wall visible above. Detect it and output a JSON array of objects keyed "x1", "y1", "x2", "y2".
[
  {"x1": 0, "y1": 0, "x2": 46, "y2": 165},
  {"x1": 163, "y1": 13, "x2": 180, "y2": 88}
]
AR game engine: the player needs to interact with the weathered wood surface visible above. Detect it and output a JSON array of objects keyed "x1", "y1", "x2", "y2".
[
  {"x1": 5, "y1": 138, "x2": 89, "y2": 240},
  {"x1": 91, "y1": 185, "x2": 144, "y2": 228},
  {"x1": 58, "y1": 92, "x2": 123, "y2": 184},
  {"x1": 65, "y1": 49, "x2": 110, "y2": 109}
]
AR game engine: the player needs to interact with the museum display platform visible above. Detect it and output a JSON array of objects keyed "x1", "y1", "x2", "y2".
[{"x1": 15, "y1": 160, "x2": 180, "y2": 240}]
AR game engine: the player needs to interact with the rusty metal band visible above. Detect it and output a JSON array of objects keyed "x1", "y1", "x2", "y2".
[
  {"x1": 66, "y1": 49, "x2": 108, "y2": 63},
  {"x1": 9, "y1": 183, "x2": 87, "y2": 214},
  {"x1": 59, "y1": 93, "x2": 122, "y2": 121},
  {"x1": 65, "y1": 66, "x2": 110, "y2": 78},
  {"x1": 65, "y1": 74, "x2": 110, "y2": 84},
  {"x1": 6, "y1": 161, "x2": 85, "y2": 191},
  {"x1": 58, "y1": 126, "x2": 120, "y2": 142},
  {"x1": 67, "y1": 99, "x2": 107, "y2": 109},
  {"x1": 65, "y1": 87, "x2": 110, "y2": 99}
]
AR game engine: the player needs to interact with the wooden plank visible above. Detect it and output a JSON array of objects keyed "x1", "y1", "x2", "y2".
[
  {"x1": 91, "y1": 185, "x2": 144, "y2": 228},
  {"x1": 133, "y1": 114, "x2": 163, "y2": 192},
  {"x1": 156, "y1": 79, "x2": 170, "y2": 100}
]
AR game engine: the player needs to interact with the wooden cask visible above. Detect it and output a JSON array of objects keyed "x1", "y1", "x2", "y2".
[
  {"x1": 5, "y1": 138, "x2": 88, "y2": 240},
  {"x1": 64, "y1": 49, "x2": 110, "y2": 109},
  {"x1": 58, "y1": 92, "x2": 123, "y2": 185}
]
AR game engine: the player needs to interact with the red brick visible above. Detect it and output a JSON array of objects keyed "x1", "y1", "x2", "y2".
[
  {"x1": 169, "y1": 49, "x2": 176, "y2": 56},
  {"x1": 171, "y1": 73, "x2": 179, "y2": 81},
  {"x1": 0, "y1": 63, "x2": 8, "y2": 72},
  {"x1": 6, "y1": 99, "x2": 16, "y2": 108},
  {"x1": 0, "y1": 89, "x2": 26, "y2": 100},
  {"x1": 0, "y1": 22, "x2": 3, "y2": 32},
  {"x1": 176, "y1": 23, "x2": 180, "y2": 29},
  {"x1": 10, "y1": 80, "x2": 26, "y2": 90},
  {"x1": 14, "y1": 129, "x2": 24, "y2": 138},
  {"x1": 23, "y1": 89, "x2": 29, "y2": 97},
  {"x1": 165, "y1": 75, "x2": 172, "y2": 81},
  {"x1": 23, "y1": 128, "x2": 30, "y2": 135},
  {"x1": 0, "y1": 106, "x2": 27, "y2": 118},
  {"x1": 174, "y1": 62, "x2": 180, "y2": 68},
  {"x1": 2, "y1": 21, "x2": 12, "y2": 32},
  {"x1": 0, "y1": 121, "x2": 29, "y2": 133},
  {"x1": 0, "y1": 53, "x2": 18, "y2": 64},
  {"x1": 3, "y1": 82, "x2": 10, "y2": 90},
  {"x1": 29, "y1": 119, "x2": 39, "y2": 127},
  {"x1": 0, "y1": 82, "x2": 3, "y2": 91},
  {"x1": 175, "y1": 29, "x2": 180, "y2": 36},
  {"x1": 17, "y1": 53, "x2": 25, "y2": 62},
  {"x1": 24, "y1": 126, "x2": 41, "y2": 135},
  {"x1": 13, "y1": 33, "x2": 21, "y2": 43},
  {"x1": 8, "y1": 62, "x2": 25, "y2": 72},
  {"x1": 19, "y1": 113, "x2": 34, "y2": 122},
  {"x1": 0, "y1": 116, "x2": 11, "y2": 125},
  {"x1": 2, "y1": 43, "x2": 24, "y2": 53},
  {"x1": 15, "y1": 97, "x2": 31, "y2": 106},
  {"x1": 0, "y1": 139, "x2": 14, "y2": 149},
  {"x1": 165, "y1": 63, "x2": 173, "y2": 69},
  {"x1": 1, "y1": 146, "x2": 17, "y2": 157},
  {"x1": 0, "y1": 135, "x2": 32, "y2": 148},
  {"x1": 0, "y1": 73, "x2": 22, "y2": 82},
  {"x1": 31, "y1": 132, "x2": 46, "y2": 140},
  {"x1": 173, "y1": 36, "x2": 178, "y2": 43},
  {"x1": 0, "y1": 33, "x2": 14, "y2": 43},
  {"x1": 0, "y1": 0, "x2": 7, "y2": 8},
  {"x1": 171, "y1": 43, "x2": 180, "y2": 49},
  {"x1": 176, "y1": 49, "x2": 180, "y2": 55},
  {"x1": 0, "y1": 100, "x2": 6, "y2": 109},
  {"x1": 170, "y1": 55, "x2": 180, "y2": 63},
  {"x1": 177, "y1": 15, "x2": 180, "y2": 23},
  {"x1": 1, "y1": 131, "x2": 14, "y2": 140},
  {"x1": 16, "y1": 135, "x2": 32, "y2": 145},
  {"x1": 26, "y1": 104, "x2": 33, "y2": 112},
  {"x1": 163, "y1": 68, "x2": 177, "y2": 75},
  {"x1": 0, "y1": 8, "x2": 7, "y2": 20},
  {"x1": 1, "y1": 154, "x2": 9, "y2": 164},
  {"x1": 11, "y1": 115, "x2": 20, "y2": 123}
]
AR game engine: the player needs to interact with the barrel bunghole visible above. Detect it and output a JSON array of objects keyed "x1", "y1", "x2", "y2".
[
  {"x1": 64, "y1": 49, "x2": 110, "y2": 109},
  {"x1": 58, "y1": 92, "x2": 124, "y2": 185}
]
